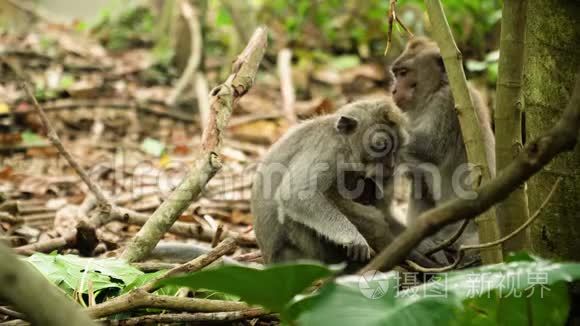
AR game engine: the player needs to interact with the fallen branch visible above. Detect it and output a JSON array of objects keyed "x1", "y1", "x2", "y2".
[
  {"x1": 105, "y1": 308, "x2": 269, "y2": 325},
  {"x1": 86, "y1": 238, "x2": 239, "y2": 318},
  {"x1": 0, "y1": 244, "x2": 97, "y2": 326},
  {"x1": 86, "y1": 290, "x2": 248, "y2": 319},
  {"x1": 360, "y1": 71, "x2": 580, "y2": 273},
  {"x1": 142, "y1": 238, "x2": 237, "y2": 292},
  {"x1": 277, "y1": 48, "x2": 297, "y2": 124},
  {"x1": 111, "y1": 207, "x2": 256, "y2": 246},
  {"x1": 121, "y1": 26, "x2": 268, "y2": 263},
  {"x1": 12, "y1": 234, "x2": 74, "y2": 255},
  {"x1": 1, "y1": 98, "x2": 196, "y2": 122}
]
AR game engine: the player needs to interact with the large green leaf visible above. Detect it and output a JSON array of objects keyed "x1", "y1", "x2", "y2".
[
  {"x1": 157, "y1": 263, "x2": 333, "y2": 313},
  {"x1": 289, "y1": 255, "x2": 580, "y2": 325},
  {"x1": 289, "y1": 273, "x2": 459, "y2": 326},
  {"x1": 412, "y1": 255, "x2": 580, "y2": 299}
]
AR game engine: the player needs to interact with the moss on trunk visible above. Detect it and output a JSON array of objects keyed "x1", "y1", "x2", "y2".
[{"x1": 524, "y1": 0, "x2": 580, "y2": 259}]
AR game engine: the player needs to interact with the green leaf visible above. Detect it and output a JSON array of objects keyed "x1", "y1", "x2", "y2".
[
  {"x1": 26, "y1": 253, "x2": 144, "y2": 296},
  {"x1": 21, "y1": 131, "x2": 43, "y2": 145},
  {"x1": 59, "y1": 74, "x2": 75, "y2": 90},
  {"x1": 216, "y1": 7, "x2": 232, "y2": 27},
  {"x1": 122, "y1": 270, "x2": 180, "y2": 296},
  {"x1": 140, "y1": 137, "x2": 166, "y2": 157},
  {"x1": 157, "y1": 263, "x2": 333, "y2": 313}
]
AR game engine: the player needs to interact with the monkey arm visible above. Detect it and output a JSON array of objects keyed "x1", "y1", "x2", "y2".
[
  {"x1": 404, "y1": 129, "x2": 440, "y2": 164},
  {"x1": 274, "y1": 163, "x2": 371, "y2": 253},
  {"x1": 334, "y1": 198, "x2": 447, "y2": 267}
]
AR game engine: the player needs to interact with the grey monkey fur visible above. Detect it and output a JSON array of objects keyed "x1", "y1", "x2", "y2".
[
  {"x1": 251, "y1": 98, "x2": 445, "y2": 270},
  {"x1": 391, "y1": 37, "x2": 496, "y2": 250}
]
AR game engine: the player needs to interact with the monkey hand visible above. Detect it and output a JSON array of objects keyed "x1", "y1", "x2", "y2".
[{"x1": 345, "y1": 235, "x2": 375, "y2": 262}]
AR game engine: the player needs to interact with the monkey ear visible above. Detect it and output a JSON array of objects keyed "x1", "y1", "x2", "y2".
[{"x1": 335, "y1": 116, "x2": 358, "y2": 134}]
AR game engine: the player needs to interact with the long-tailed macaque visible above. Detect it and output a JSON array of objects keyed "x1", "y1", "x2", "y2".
[
  {"x1": 389, "y1": 37, "x2": 496, "y2": 250},
  {"x1": 251, "y1": 99, "x2": 445, "y2": 270}
]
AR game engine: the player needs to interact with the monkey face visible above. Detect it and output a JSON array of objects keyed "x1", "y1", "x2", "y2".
[
  {"x1": 390, "y1": 37, "x2": 447, "y2": 112},
  {"x1": 334, "y1": 99, "x2": 409, "y2": 179},
  {"x1": 391, "y1": 65, "x2": 417, "y2": 110}
]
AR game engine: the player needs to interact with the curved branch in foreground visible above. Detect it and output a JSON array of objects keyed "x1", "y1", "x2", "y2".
[
  {"x1": 408, "y1": 178, "x2": 562, "y2": 273},
  {"x1": 121, "y1": 27, "x2": 268, "y2": 263},
  {"x1": 360, "y1": 71, "x2": 580, "y2": 274},
  {"x1": 0, "y1": 244, "x2": 97, "y2": 326},
  {"x1": 424, "y1": 218, "x2": 469, "y2": 257}
]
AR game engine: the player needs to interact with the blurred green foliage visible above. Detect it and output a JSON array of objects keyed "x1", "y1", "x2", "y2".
[
  {"x1": 87, "y1": 0, "x2": 502, "y2": 83},
  {"x1": 256, "y1": 0, "x2": 502, "y2": 58},
  {"x1": 91, "y1": 6, "x2": 156, "y2": 51}
]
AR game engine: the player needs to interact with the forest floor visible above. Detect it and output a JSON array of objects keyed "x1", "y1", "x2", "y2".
[{"x1": 0, "y1": 21, "x2": 397, "y2": 269}]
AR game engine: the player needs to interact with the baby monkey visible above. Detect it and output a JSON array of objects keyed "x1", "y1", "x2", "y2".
[{"x1": 252, "y1": 98, "x2": 438, "y2": 270}]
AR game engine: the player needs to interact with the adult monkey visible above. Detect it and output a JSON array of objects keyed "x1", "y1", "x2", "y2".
[
  {"x1": 251, "y1": 99, "x2": 446, "y2": 271},
  {"x1": 389, "y1": 37, "x2": 496, "y2": 251}
]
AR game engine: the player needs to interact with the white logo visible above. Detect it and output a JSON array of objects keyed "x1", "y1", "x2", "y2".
[{"x1": 358, "y1": 270, "x2": 392, "y2": 299}]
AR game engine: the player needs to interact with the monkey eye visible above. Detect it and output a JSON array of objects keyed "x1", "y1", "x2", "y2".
[{"x1": 396, "y1": 68, "x2": 409, "y2": 77}]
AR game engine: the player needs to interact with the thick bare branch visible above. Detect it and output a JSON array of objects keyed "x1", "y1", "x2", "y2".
[{"x1": 121, "y1": 27, "x2": 267, "y2": 263}]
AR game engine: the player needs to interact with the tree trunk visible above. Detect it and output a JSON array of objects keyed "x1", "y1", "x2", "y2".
[
  {"x1": 524, "y1": 0, "x2": 580, "y2": 259},
  {"x1": 495, "y1": 0, "x2": 531, "y2": 254}
]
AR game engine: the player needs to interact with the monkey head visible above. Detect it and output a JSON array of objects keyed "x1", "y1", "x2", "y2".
[
  {"x1": 390, "y1": 37, "x2": 447, "y2": 111},
  {"x1": 334, "y1": 98, "x2": 409, "y2": 175}
]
